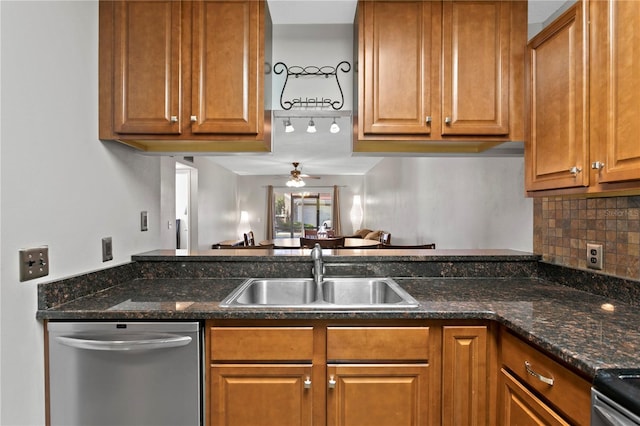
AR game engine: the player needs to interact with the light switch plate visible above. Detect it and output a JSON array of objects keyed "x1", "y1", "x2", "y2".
[
  {"x1": 587, "y1": 243, "x2": 603, "y2": 270},
  {"x1": 19, "y1": 246, "x2": 49, "y2": 282},
  {"x1": 102, "y1": 237, "x2": 113, "y2": 262}
]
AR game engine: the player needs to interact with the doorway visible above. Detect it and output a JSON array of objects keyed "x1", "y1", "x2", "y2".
[{"x1": 176, "y1": 162, "x2": 197, "y2": 250}]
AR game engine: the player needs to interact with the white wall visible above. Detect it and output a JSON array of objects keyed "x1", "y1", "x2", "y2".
[
  {"x1": 194, "y1": 157, "x2": 240, "y2": 249},
  {"x1": 0, "y1": 2, "x2": 240, "y2": 424},
  {"x1": 237, "y1": 175, "x2": 364, "y2": 242},
  {"x1": 364, "y1": 157, "x2": 533, "y2": 250}
]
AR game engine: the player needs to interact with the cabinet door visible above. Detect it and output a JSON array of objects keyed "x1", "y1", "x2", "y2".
[
  {"x1": 591, "y1": 0, "x2": 640, "y2": 183},
  {"x1": 210, "y1": 364, "x2": 313, "y2": 426},
  {"x1": 327, "y1": 364, "x2": 431, "y2": 426},
  {"x1": 191, "y1": 0, "x2": 262, "y2": 135},
  {"x1": 112, "y1": 1, "x2": 181, "y2": 134},
  {"x1": 500, "y1": 369, "x2": 570, "y2": 426},
  {"x1": 442, "y1": 326, "x2": 488, "y2": 426},
  {"x1": 359, "y1": 1, "x2": 439, "y2": 136},
  {"x1": 526, "y1": 3, "x2": 589, "y2": 191},
  {"x1": 441, "y1": 1, "x2": 509, "y2": 135}
]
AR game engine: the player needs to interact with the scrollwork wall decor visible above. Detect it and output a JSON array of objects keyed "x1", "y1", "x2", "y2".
[{"x1": 273, "y1": 61, "x2": 351, "y2": 110}]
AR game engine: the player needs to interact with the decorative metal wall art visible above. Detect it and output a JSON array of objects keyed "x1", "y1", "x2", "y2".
[{"x1": 273, "y1": 61, "x2": 351, "y2": 110}]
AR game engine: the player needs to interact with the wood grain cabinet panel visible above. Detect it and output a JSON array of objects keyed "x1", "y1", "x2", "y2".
[
  {"x1": 327, "y1": 364, "x2": 431, "y2": 426},
  {"x1": 356, "y1": 0, "x2": 526, "y2": 151},
  {"x1": 500, "y1": 369, "x2": 570, "y2": 426},
  {"x1": 442, "y1": 326, "x2": 489, "y2": 426},
  {"x1": 112, "y1": 1, "x2": 182, "y2": 135},
  {"x1": 210, "y1": 364, "x2": 313, "y2": 426},
  {"x1": 359, "y1": 1, "x2": 438, "y2": 136},
  {"x1": 526, "y1": 0, "x2": 640, "y2": 195},
  {"x1": 99, "y1": 0, "x2": 269, "y2": 153},
  {"x1": 590, "y1": 0, "x2": 640, "y2": 184},
  {"x1": 526, "y1": 2, "x2": 589, "y2": 191},
  {"x1": 191, "y1": 0, "x2": 261, "y2": 135},
  {"x1": 442, "y1": 0, "x2": 510, "y2": 136},
  {"x1": 500, "y1": 330, "x2": 591, "y2": 425}
]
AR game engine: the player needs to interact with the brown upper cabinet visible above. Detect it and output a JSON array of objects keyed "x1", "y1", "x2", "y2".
[
  {"x1": 99, "y1": 0, "x2": 271, "y2": 153},
  {"x1": 526, "y1": 0, "x2": 640, "y2": 195},
  {"x1": 354, "y1": 0, "x2": 526, "y2": 154}
]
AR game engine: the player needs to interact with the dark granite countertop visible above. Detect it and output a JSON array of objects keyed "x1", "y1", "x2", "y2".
[{"x1": 38, "y1": 275, "x2": 640, "y2": 378}]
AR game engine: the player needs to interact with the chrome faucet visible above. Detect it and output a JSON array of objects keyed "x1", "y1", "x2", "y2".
[{"x1": 311, "y1": 243, "x2": 324, "y2": 300}]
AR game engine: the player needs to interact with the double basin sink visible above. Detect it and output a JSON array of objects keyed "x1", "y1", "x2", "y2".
[{"x1": 220, "y1": 277, "x2": 420, "y2": 309}]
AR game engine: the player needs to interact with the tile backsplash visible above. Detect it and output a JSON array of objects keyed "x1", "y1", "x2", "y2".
[{"x1": 534, "y1": 196, "x2": 640, "y2": 280}]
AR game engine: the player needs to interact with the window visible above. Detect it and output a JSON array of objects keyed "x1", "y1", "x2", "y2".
[{"x1": 273, "y1": 189, "x2": 333, "y2": 237}]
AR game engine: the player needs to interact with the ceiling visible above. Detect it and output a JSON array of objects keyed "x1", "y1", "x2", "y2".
[{"x1": 205, "y1": 0, "x2": 568, "y2": 178}]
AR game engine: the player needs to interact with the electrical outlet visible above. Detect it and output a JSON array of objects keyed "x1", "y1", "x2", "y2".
[
  {"x1": 19, "y1": 246, "x2": 49, "y2": 282},
  {"x1": 102, "y1": 237, "x2": 113, "y2": 262},
  {"x1": 587, "y1": 243, "x2": 603, "y2": 270},
  {"x1": 141, "y1": 211, "x2": 148, "y2": 231}
]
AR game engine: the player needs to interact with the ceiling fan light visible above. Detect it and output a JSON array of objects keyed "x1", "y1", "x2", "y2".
[
  {"x1": 284, "y1": 119, "x2": 294, "y2": 133},
  {"x1": 306, "y1": 119, "x2": 316, "y2": 133},
  {"x1": 330, "y1": 118, "x2": 340, "y2": 134},
  {"x1": 286, "y1": 177, "x2": 305, "y2": 188}
]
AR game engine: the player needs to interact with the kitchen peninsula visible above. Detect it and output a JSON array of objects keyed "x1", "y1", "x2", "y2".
[{"x1": 38, "y1": 249, "x2": 640, "y2": 424}]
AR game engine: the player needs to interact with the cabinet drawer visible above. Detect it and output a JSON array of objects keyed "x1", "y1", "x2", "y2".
[
  {"x1": 501, "y1": 331, "x2": 590, "y2": 425},
  {"x1": 210, "y1": 327, "x2": 314, "y2": 361},
  {"x1": 327, "y1": 327, "x2": 429, "y2": 361},
  {"x1": 500, "y1": 368, "x2": 570, "y2": 425}
]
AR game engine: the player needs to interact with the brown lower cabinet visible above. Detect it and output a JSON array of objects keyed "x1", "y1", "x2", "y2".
[{"x1": 205, "y1": 321, "x2": 590, "y2": 426}]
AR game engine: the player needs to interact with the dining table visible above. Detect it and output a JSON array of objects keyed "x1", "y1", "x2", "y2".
[{"x1": 259, "y1": 237, "x2": 381, "y2": 249}]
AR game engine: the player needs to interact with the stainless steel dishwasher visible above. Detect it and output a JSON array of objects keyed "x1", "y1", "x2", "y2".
[{"x1": 47, "y1": 321, "x2": 203, "y2": 426}]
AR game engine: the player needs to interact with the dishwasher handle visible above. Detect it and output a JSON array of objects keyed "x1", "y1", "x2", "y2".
[{"x1": 56, "y1": 333, "x2": 192, "y2": 351}]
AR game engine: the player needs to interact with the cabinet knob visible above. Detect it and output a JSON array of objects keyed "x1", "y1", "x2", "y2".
[
  {"x1": 569, "y1": 166, "x2": 582, "y2": 175},
  {"x1": 425, "y1": 116, "x2": 432, "y2": 124},
  {"x1": 190, "y1": 115, "x2": 197, "y2": 122},
  {"x1": 304, "y1": 378, "x2": 311, "y2": 389},
  {"x1": 328, "y1": 376, "x2": 336, "y2": 389},
  {"x1": 170, "y1": 116, "x2": 178, "y2": 123},
  {"x1": 444, "y1": 116, "x2": 452, "y2": 124},
  {"x1": 591, "y1": 161, "x2": 605, "y2": 170}
]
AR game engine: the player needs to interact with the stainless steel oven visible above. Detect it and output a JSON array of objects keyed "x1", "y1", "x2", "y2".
[
  {"x1": 592, "y1": 369, "x2": 640, "y2": 426},
  {"x1": 47, "y1": 321, "x2": 203, "y2": 426}
]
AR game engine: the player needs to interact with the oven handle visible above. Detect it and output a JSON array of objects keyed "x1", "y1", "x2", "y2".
[{"x1": 56, "y1": 334, "x2": 192, "y2": 351}]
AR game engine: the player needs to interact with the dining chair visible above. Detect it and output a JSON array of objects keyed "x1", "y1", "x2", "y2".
[
  {"x1": 379, "y1": 232, "x2": 391, "y2": 245},
  {"x1": 379, "y1": 243, "x2": 435, "y2": 249},
  {"x1": 304, "y1": 229, "x2": 318, "y2": 239},
  {"x1": 300, "y1": 236, "x2": 345, "y2": 248},
  {"x1": 244, "y1": 231, "x2": 256, "y2": 246}
]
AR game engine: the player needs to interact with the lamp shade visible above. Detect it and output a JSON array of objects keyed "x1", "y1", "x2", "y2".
[
  {"x1": 237, "y1": 210, "x2": 251, "y2": 238},
  {"x1": 350, "y1": 195, "x2": 363, "y2": 232}
]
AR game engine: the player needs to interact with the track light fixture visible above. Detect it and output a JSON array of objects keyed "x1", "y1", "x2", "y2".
[
  {"x1": 306, "y1": 119, "x2": 317, "y2": 133},
  {"x1": 330, "y1": 118, "x2": 340, "y2": 134},
  {"x1": 284, "y1": 118, "x2": 294, "y2": 133}
]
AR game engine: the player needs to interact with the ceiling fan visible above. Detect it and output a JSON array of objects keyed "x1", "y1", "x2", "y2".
[{"x1": 285, "y1": 162, "x2": 320, "y2": 187}]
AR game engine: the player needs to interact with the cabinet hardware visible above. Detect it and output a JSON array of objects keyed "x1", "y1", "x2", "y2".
[
  {"x1": 524, "y1": 361, "x2": 554, "y2": 386},
  {"x1": 304, "y1": 378, "x2": 311, "y2": 389},
  {"x1": 190, "y1": 115, "x2": 197, "y2": 122},
  {"x1": 591, "y1": 161, "x2": 605, "y2": 170},
  {"x1": 170, "y1": 116, "x2": 178, "y2": 123},
  {"x1": 569, "y1": 166, "x2": 582, "y2": 175},
  {"x1": 444, "y1": 116, "x2": 452, "y2": 124},
  {"x1": 425, "y1": 116, "x2": 432, "y2": 124},
  {"x1": 328, "y1": 376, "x2": 336, "y2": 389}
]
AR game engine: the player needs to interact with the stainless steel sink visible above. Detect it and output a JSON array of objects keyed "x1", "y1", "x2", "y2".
[{"x1": 220, "y1": 277, "x2": 419, "y2": 309}]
